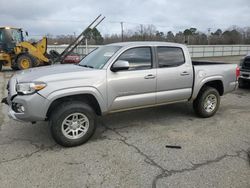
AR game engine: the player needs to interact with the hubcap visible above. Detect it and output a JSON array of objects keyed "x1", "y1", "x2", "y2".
[
  {"x1": 20, "y1": 59, "x2": 30, "y2": 69},
  {"x1": 61, "y1": 113, "x2": 89, "y2": 139},
  {"x1": 204, "y1": 94, "x2": 217, "y2": 113}
]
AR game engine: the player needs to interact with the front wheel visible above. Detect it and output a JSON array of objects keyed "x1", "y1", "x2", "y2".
[
  {"x1": 193, "y1": 86, "x2": 220, "y2": 118},
  {"x1": 49, "y1": 101, "x2": 96, "y2": 147},
  {"x1": 17, "y1": 54, "x2": 33, "y2": 70}
]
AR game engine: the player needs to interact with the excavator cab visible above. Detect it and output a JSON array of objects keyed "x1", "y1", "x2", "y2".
[{"x1": 0, "y1": 27, "x2": 24, "y2": 52}]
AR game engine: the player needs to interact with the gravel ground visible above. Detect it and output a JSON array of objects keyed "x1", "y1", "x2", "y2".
[{"x1": 0, "y1": 57, "x2": 249, "y2": 188}]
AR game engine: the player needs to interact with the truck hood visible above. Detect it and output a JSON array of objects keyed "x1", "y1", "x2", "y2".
[{"x1": 15, "y1": 64, "x2": 94, "y2": 83}]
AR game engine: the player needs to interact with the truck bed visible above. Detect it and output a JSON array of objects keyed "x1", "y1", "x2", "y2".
[{"x1": 191, "y1": 60, "x2": 238, "y2": 100}]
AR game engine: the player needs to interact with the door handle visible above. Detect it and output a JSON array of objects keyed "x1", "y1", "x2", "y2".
[
  {"x1": 144, "y1": 74, "x2": 156, "y2": 79},
  {"x1": 180, "y1": 71, "x2": 190, "y2": 76}
]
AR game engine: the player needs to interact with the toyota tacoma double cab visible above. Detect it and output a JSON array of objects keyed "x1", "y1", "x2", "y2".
[{"x1": 2, "y1": 42, "x2": 239, "y2": 147}]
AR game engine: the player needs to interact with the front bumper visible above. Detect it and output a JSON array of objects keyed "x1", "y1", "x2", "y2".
[
  {"x1": 3, "y1": 93, "x2": 49, "y2": 122},
  {"x1": 1, "y1": 97, "x2": 8, "y2": 105},
  {"x1": 2, "y1": 76, "x2": 50, "y2": 122},
  {"x1": 0, "y1": 98, "x2": 20, "y2": 121},
  {"x1": 8, "y1": 107, "x2": 24, "y2": 122},
  {"x1": 240, "y1": 70, "x2": 250, "y2": 81}
]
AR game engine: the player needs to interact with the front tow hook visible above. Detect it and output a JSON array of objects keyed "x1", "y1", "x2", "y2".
[{"x1": 1, "y1": 97, "x2": 8, "y2": 105}]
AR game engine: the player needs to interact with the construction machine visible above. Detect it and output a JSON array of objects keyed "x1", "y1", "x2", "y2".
[
  {"x1": 0, "y1": 15, "x2": 105, "y2": 71},
  {"x1": 51, "y1": 14, "x2": 105, "y2": 63},
  {"x1": 0, "y1": 27, "x2": 50, "y2": 71}
]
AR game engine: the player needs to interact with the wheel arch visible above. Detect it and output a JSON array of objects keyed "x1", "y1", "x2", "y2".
[
  {"x1": 192, "y1": 78, "x2": 224, "y2": 100},
  {"x1": 46, "y1": 93, "x2": 104, "y2": 120}
]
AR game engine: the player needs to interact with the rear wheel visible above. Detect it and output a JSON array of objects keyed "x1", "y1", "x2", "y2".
[
  {"x1": 193, "y1": 86, "x2": 220, "y2": 118},
  {"x1": 49, "y1": 101, "x2": 96, "y2": 147},
  {"x1": 17, "y1": 54, "x2": 33, "y2": 70}
]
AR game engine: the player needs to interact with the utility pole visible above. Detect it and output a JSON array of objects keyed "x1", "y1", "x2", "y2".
[
  {"x1": 85, "y1": 38, "x2": 88, "y2": 55},
  {"x1": 120, "y1": 22, "x2": 124, "y2": 42},
  {"x1": 207, "y1": 28, "x2": 211, "y2": 45},
  {"x1": 140, "y1": 24, "x2": 143, "y2": 40}
]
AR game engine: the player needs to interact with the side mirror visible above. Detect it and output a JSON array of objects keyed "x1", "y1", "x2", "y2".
[{"x1": 111, "y1": 60, "x2": 129, "y2": 72}]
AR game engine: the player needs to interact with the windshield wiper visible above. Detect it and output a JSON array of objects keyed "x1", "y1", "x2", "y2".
[{"x1": 79, "y1": 64, "x2": 94, "y2": 69}]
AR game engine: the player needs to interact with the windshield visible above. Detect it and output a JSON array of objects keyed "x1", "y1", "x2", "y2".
[
  {"x1": 79, "y1": 46, "x2": 121, "y2": 69},
  {"x1": 8, "y1": 29, "x2": 23, "y2": 43},
  {"x1": 0, "y1": 28, "x2": 23, "y2": 44}
]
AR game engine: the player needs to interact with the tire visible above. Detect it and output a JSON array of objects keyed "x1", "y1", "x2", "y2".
[
  {"x1": 0, "y1": 61, "x2": 2, "y2": 71},
  {"x1": 49, "y1": 101, "x2": 96, "y2": 147},
  {"x1": 193, "y1": 86, "x2": 220, "y2": 118},
  {"x1": 238, "y1": 78, "x2": 246, "y2": 89},
  {"x1": 17, "y1": 54, "x2": 33, "y2": 70}
]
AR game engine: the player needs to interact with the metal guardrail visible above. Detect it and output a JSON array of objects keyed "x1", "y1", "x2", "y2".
[
  {"x1": 47, "y1": 45, "x2": 100, "y2": 59},
  {"x1": 188, "y1": 45, "x2": 250, "y2": 57},
  {"x1": 47, "y1": 44, "x2": 250, "y2": 58}
]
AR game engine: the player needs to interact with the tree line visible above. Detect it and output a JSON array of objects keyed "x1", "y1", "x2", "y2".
[{"x1": 44, "y1": 25, "x2": 250, "y2": 45}]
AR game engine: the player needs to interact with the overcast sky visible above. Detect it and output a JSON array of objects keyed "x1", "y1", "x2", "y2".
[{"x1": 0, "y1": 0, "x2": 249, "y2": 38}]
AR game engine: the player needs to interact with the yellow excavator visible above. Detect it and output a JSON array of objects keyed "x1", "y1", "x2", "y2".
[
  {"x1": 0, "y1": 27, "x2": 51, "y2": 71},
  {"x1": 0, "y1": 15, "x2": 105, "y2": 71}
]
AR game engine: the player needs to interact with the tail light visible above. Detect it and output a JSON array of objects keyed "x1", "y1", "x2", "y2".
[{"x1": 236, "y1": 66, "x2": 240, "y2": 80}]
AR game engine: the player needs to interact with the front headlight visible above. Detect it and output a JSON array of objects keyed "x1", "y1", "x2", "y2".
[{"x1": 16, "y1": 82, "x2": 47, "y2": 95}]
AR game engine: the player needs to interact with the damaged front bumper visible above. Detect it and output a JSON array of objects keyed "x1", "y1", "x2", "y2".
[
  {"x1": 2, "y1": 76, "x2": 49, "y2": 122},
  {"x1": 1, "y1": 97, "x2": 22, "y2": 122},
  {"x1": 1, "y1": 97, "x2": 8, "y2": 105}
]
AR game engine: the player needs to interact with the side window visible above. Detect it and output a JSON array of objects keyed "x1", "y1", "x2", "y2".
[
  {"x1": 118, "y1": 47, "x2": 152, "y2": 70},
  {"x1": 157, "y1": 47, "x2": 185, "y2": 68}
]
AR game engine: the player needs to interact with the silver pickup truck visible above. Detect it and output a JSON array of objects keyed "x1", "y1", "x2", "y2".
[{"x1": 2, "y1": 42, "x2": 239, "y2": 147}]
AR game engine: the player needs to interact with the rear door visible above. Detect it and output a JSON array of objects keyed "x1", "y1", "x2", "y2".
[
  {"x1": 107, "y1": 47, "x2": 157, "y2": 111},
  {"x1": 156, "y1": 46, "x2": 193, "y2": 104}
]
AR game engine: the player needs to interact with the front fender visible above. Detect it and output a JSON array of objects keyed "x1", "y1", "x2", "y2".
[{"x1": 43, "y1": 86, "x2": 107, "y2": 114}]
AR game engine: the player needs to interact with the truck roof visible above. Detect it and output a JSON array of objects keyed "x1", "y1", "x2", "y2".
[{"x1": 107, "y1": 41, "x2": 186, "y2": 48}]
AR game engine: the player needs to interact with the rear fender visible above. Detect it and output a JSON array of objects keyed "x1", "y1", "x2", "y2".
[{"x1": 191, "y1": 76, "x2": 224, "y2": 100}]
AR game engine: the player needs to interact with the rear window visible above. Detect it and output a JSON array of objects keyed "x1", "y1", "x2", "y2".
[{"x1": 157, "y1": 47, "x2": 185, "y2": 68}]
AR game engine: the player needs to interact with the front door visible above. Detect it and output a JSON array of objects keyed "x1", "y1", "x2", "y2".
[{"x1": 107, "y1": 47, "x2": 157, "y2": 112}]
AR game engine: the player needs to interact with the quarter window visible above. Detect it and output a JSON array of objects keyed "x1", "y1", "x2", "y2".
[
  {"x1": 157, "y1": 47, "x2": 185, "y2": 68},
  {"x1": 117, "y1": 47, "x2": 152, "y2": 70}
]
